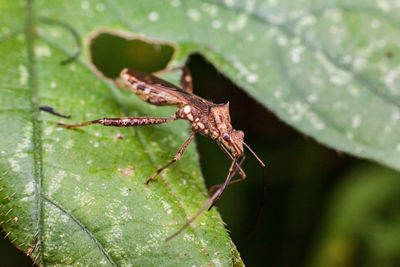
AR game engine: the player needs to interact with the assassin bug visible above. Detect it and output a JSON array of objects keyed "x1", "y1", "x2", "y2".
[{"x1": 59, "y1": 66, "x2": 266, "y2": 241}]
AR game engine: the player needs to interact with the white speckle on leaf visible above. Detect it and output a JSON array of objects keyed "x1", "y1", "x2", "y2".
[
  {"x1": 24, "y1": 181, "x2": 35, "y2": 195},
  {"x1": 246, "y1": 73, "x2": 258, "y2": 83},
  {"x1": 290, "y1": 46, "x2": 305, "y2": 63},
  {"x1": 307, "y1": 93, "x2": 318, "y2": 103},
  {"x1": 353, "y1": 57, "x2": 366, "y2": 71},
  {"x1": 377, "y1": 0, "x2": 391, "y2": 12},
  {"x1": 49, "y1": 170, "x2": 66, "y2": 196},
  {"x1": 330, "y1": 74, "x2": 351, "y2": 86},
  {"x1": 35, "y1": 45, "x2": 51, "y2": 57},
  {"x1": 64, "y1": 139, "x2": 74, "y2": 149},
  {"x1": 212, "y1": 20, "x2": 222, "y2": 29},
  {"x1": 323, "y1": 8, "x2": 342, "y2": 22},
  {"x1": 348, "y1": 85, "x2": 360, "y2": 96},
  {"x1": 245, "y1": 0, "x2": 256, "y2": 12},
  {"x1": 296, "y1": 15, "x2": 316, "y2": 28},
  {"x1": 148, "y1": 11, "x2": 159, "y2": 22},
  {"x1": 250, "y1": 63, "x2": 258, "y2": 70},
  {"x1": 73, "y1": 187, "x2": 95, "y2": 207},
  {"x1": 315, "y1": 51, "x2": 352, "y2": 86},
  {"x1": 8, "y1": 158, "x2": 20, "y2": 172},
  {"x1": 346, "y1": 132, "x2": 354, "y2": 140},
  {"x1": 371, "y1": 19, "x2": 381, "y2": 29},
  {"x1": 202, "y1": 3, "x2": 218, "y2": 17},
  {"x1": 333, "y1": 101, "x2": 348, "y2": 110},
  {"x1": 392, "y1": 108, "x2": 400, "y2": 121},
  {"x1": 170, "y1": 0, "x2": 180, "y2": 7},
  {"x1": 184, "y1": 233, "x2": 195, "y2": 242},
  {"x1": 277, "y1": 35, "x2": 288, "y2": 46},
  {"x1": 212, "y1": 259, "x2": 223, "y2": 266},
  {"x1": 187, "y1": 9, "x2": 201, "y2": 21},
  {"x1": 87, "y1": 160, "x2": 92, "y2": 165},
  {"x1": 18, "y1": 65, "x2": 28, "y2": 85},
  {"x1": 94, "y1": 142, "x2": 99, "y2": 148},
  {"x1": 81, "y1": 1, "x2": 89, "y2": 10},
  {"x1": 72, "y1": 173, "x2": 81, "y2": 181},
  {"x1": 120, "y1": 187, "x2": 129, "y2": 197},
  {"x1": 384, "y1": 66, "x2": 400, "y2": 94},
  {"x1": 43, "y1": 143, "x2": 54, "y2": 153},
  {"x1": 352, "y1": 115, "x2": 362, "y2": 129},
  {"x1": 396, "y1": 144, "x2": 400, "y2": 152},
  {"x1": 228, "y1": 13, "x2": 248, "y2": 31},
  {"x1": 274, "y1": 90, "x2": 282, "y2": 98},
  {"x1": 308, "y1": 113, "x2": 325, "y2": 130},
  {"x1": 161, "y1": 200, "x2": 173, "y2": 214},
  {"x1": 95, "y1": 3, "x2": 104, "y2": 12},
  {"x1": 50, "y1": 81, "x2": 56, "y2": 88},
  {"x1": 224, "y1": 0, "x2": 236, "y2": 7},
  {"x1": 288, "y1": 101, "x2": 309, "y2": 122},
  {"x1": 246, "y1": 33, "x2": 255, "y2": 42}
]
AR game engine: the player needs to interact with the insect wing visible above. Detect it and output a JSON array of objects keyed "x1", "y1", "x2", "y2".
[{"x1": 121, "y1": 69, "x2": 191, "y2": 107}]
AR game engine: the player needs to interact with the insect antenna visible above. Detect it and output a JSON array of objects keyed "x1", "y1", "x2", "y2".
[
  {"x1": 165, "y1": 159, "x2": 237, "y2": 242},
  {"x1": 243, "y1": 141, "x2": 267, "y2": 240}
]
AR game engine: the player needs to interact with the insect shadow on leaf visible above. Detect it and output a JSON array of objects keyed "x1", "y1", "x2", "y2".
[
  {"x1": 39, "y1": 17, "x2": 82, "y2": 65},
  {"x1": 58, "y1": 66, "x2": 266, "y2": 240}
]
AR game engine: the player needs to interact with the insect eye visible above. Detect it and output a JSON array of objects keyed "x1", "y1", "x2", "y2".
[{"x1": 222, "y1": 133, "x2": 229, "y2": 140}]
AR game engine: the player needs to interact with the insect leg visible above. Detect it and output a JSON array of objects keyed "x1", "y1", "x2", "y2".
[
  {"x1": 58, "y1": 115, "x2": 177, "y2": 129},
  {"x1": 208, "y1": 155, "x2": 246, "y2": 197},
  {"x1": 207, "y1": 143, "x2": 247, "y2": 197},
  {"x1": 145, "y1": 131, "x2": 195, "y2": 184},
  {"x1": 218, "y1": 142, "x2": 246, "y2": 178},
  {"x1": 165, "y1": 159, "x2": 236, "y2": 242},
  {"x1": 208, "y1": 158, "x2": 238, "y2": 211}
]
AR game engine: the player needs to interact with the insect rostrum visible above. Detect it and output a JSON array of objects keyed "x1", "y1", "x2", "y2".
[{"x1": 59, "y1": 66, "x2": 266, "y2": 241}]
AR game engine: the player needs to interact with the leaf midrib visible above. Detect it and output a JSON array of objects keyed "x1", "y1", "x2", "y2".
[{"x1": 25, "y1": 0, "x2": 43, "y2": 265}]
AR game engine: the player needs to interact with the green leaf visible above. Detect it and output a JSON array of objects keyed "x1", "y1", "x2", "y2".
[{"x1": 0, "y1": 1, "x2": 243, "y2": 266}]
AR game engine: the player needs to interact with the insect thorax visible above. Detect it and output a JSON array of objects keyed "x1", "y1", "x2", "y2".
[{"x1": 176, "y1": 105, "x2": 218, "y2": 139}]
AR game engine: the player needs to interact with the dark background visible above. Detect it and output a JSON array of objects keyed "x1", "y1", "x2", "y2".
[{"x1": 2, "y1": 35, "x2": 400, "y2": 267}]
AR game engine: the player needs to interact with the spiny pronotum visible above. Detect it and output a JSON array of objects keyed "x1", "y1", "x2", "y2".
[{"x1": 59, "y1": 66, "x2": 266, "y2": 241}]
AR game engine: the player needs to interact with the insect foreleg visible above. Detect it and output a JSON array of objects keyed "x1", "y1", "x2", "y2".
[
  {"x1": 208, "y1": 155, "x2": 246, "y2": 197},
  {"x1": 145, "y1": 131, "x2": 196, "y2": 184},
  {"x1": 208, "y1": 158, "x2": 238, "y2": 211},
  {"x1": 218, "y1": 142, "x2": 246, "y2": 178},
  {"x1": 58, "y1": 115, "x2": 177, "y2": 129}
]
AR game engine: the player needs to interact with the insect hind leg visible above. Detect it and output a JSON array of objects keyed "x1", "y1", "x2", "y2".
[{"x1": 58, "y1": 115, "x2": 177, "y2": 129}]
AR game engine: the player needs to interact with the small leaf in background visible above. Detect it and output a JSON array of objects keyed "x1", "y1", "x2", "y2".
[{"x1": 310, "y1": 164, "x2": 400, "y2": 267}]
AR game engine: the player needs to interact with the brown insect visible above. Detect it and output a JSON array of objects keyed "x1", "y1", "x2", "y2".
[{"x1": 59, "y1": 66, "x2": 266, "y2": 241}]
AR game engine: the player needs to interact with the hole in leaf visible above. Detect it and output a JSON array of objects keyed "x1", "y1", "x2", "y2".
[{"x1": 89, "y1": 31, "x2": 175, "y2": 79}]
